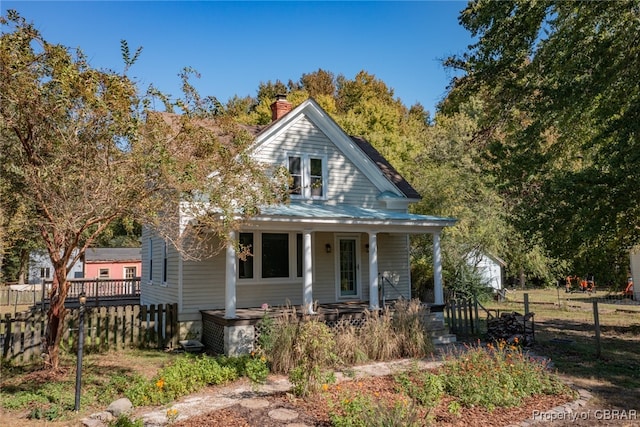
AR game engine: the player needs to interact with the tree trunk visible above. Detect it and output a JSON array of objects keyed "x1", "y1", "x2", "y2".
[
  {"x1": 44, "y1": 268, "x2": 69, "y2": 370},
  {"x1": 17, "y1": 248, "x2": 28, "y2": 285}
]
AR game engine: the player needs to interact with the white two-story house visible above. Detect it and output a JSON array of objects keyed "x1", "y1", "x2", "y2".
[{"x1": 141, "y1": 97, "x2": 456, "y2": 354}]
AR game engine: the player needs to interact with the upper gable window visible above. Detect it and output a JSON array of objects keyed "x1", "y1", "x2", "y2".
[
  {"x1": 288, "y1": 155, "x2": 326, "y2": 199},
  {"x1": 288, "y1": 156, "x2": 303, "y2": 196}
]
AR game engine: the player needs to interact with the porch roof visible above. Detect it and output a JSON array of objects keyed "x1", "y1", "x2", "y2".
[{"x1": 246, "y1": 203, "x2": 456, "y2": 233}]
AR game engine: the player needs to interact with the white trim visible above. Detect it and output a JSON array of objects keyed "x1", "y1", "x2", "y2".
[
  {"x1": 368, "y1": 232, "x2": 379, "y2": 309},
  {"x1": 285, "y1": 152, "x2": 328, "y2": 201},
  {"x1": 303, "y1": 230, "x2": 314, "y2": 314},
  {"x1": 242, "y1": 216, "x2": 455, "y2": 234},
  {"x1": 335, "y1": 234, "x2": 361, "y2": 300},
  {"x1": 433, "y1": 231, "x2": 443, "y2": 305},
  {"x1": 225, "y1": 231, "x2": 237, "y2": 318},
  {"x1": 237, "y1": 231, "x2": 304, "y2": 283},
  {"x1": 161, "y1": 240, "x2": 168, "y2": 287}
]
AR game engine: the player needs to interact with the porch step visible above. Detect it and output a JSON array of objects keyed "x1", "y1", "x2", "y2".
[
  {"x1": 423, "y1": 314, "x2": 457, "y2": 346},
  {"x1": 423, "y1": 319, "x2": 446, "y2": 330},
  {"x1": 432, "y1": 333, "x2": 457, "y2": 345}
]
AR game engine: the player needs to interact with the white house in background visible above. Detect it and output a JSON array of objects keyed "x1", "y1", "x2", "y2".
[
  {"x1": 28, "y1": 249, "x2": 83, "y2": 284},
  {"x1": 630, "y1": 247, "x2": 640, "y2": 300},
  {"x1": 141, "y1": 97, "x2": 456, "y2": 354},
  {"x1": 465, "y1": 251, "x2": 506, "y2": 292}
]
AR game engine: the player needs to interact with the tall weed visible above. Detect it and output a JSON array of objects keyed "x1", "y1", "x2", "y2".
[{"x1": 393, "y1": 299, "x2": 434, "y2": 358}]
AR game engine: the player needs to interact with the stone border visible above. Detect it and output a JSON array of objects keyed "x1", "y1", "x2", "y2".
[{"x1": 512, "y1": 388, "x2": 593, "y2": 427}]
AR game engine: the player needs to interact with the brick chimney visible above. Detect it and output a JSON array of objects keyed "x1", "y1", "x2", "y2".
[{"x1": 270, "y1": 94, "x2": 292, "y2": 122}]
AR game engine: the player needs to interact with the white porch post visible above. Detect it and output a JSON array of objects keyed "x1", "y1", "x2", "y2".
[
  {"x1": 225, "y1": 231, "x2": 237, "y2": 318},
  {"x1": 433, "y1": 231, "x2": 444, "y2": 305},
  {"x1": 303, "y1": 230, "x2": 315, "y2": 314},
  {"x1": 368, "y1": 232, "x2": 379, "y2": 309}
]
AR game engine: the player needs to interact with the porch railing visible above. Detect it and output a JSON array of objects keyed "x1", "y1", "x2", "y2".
[
  {"x1": 379, "y1": 273, "x2": 402, "y2": 307},
  {"x1": 42, "y1": 278, "x2": 141, "y2": 308}
]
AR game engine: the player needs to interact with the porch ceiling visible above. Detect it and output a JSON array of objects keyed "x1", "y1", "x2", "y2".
[{"x1": 244, "y1": 203, "x2": 457, "y2": 233}]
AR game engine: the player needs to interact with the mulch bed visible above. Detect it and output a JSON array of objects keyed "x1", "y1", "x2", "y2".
[{"x1": 174, "y1": 375, "x2": 575, "y2": 427}]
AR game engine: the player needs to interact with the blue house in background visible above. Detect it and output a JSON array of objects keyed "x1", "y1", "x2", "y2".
[{"x1": 28, "y1": 249, "x2": 83, "y2": 284}]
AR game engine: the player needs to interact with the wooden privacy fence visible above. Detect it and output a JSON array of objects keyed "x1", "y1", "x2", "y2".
[
  {"x1": 1, "y1": 303, "x2": 178, "y2": 365},
  {"x1": 0, "y1": 287, "x2": 42, "y2": 306}
]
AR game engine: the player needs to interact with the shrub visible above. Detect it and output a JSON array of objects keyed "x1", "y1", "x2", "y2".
[
  {"x1": 263, "y1": 307, "x2": 300, "y2": 374},
  {"x1": 125, "y1": 354, "x2": 238, "y2": 406},
  {"x1": 332, "y1": 319, "x2": 369, "y2": 365},
  {"x1": 244, "y1": 354, "x2": 269, "y2": 385},
  {"x1": 108, "y1": 414, "x2": 144, "y2": 427},
  {"x1": 440, "y1": 340, "x2": 571, "y2": 410},
  {"x1": 394, "y1": 369, "x2": 444, "y2": 409},
  {"x1": 359, "y1": 308, "x2": 400, "y2": 360},
  {"x1": 289, "y1": 320, "x2": 336, "y2": 397},
  {"x1": 329, "y1": 392, "x2": 422, "y2": 427}
]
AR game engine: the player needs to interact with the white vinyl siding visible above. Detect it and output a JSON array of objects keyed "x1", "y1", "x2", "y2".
[
  {"x1": 140, "y1": 227, "x2": 178, "y2": 308},
  {"x1": 255, "y1": 116, "x2": 381, "y2": 208},
  {"x1": 377, "y1": 234, "x2": 411, "y2": 301}
]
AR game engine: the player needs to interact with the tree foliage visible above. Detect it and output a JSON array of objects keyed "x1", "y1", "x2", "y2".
[
  {"x1": 445, "y1": 0, "x2": 640, "y2": 282},
  {"x1": 0, "y1": 11, "x2": 283, "y2": 368}
]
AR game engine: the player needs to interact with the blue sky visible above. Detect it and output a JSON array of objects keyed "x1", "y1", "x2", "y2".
[{"x1": 2, "y1": 1, "x2": 472, "y2": 114}]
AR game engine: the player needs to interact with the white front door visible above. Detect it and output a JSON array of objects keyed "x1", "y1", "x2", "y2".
[{"x1": 337, "y1": 236, "x2": 360, "y2": 298}]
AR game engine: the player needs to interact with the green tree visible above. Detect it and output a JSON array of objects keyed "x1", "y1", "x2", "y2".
[
  {"x1": 445, "y1": 0, "x2": 640, "y2": 282},
  {"x1": 0, "y1": 12, "x2": 283, "y2": 369},
  {"x1": 299, "y1": 68, "x2": 336, "y2": 98}
]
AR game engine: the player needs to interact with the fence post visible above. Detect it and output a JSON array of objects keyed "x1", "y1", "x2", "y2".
[
  {"x1": 41, "y1": 280, "x2": 46, "y2": 312},
  {"x1": 593, "y1": 301, "x2": 601, "y2": 359},
  {"x1": 474, "y1": 296, "x2": 480, "y2": 334},
  {"x1": 450, "y1": 300, "x2": 457, "y2": 334},
  {"x1": 94, "y1": 278, "x2": 99, "y2": 307},
  {"x1": 524, "y1": 293, "x2": 530, "y2": 315},
  {"x1": 467, "y1": 298, "x2": 475, "y2": 334},
  {"x1": 2, "y1": 313, "x2": 12, "y2": 359}
]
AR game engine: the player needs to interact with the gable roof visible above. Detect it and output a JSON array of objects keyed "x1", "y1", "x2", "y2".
[
  {"x1": 349, "y1": 136, "x2": 421, "y2": 200},
  {"x1": 85, "y1": 248, "x2": 141, "y2": 263},
  {"x1": 253, "y1": 98, "x2": 421, "y2": 201},
  {"x1": 153, "y1": 99, "x2": 422, "y2": 201}
]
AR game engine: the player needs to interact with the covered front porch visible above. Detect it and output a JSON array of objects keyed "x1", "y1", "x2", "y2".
[
  {"x1": 222, "y1": 204, "x2": 456, "y2": 318},
  {"x1": 198, "y1": 204, "x2": 456, "y2": 355}
]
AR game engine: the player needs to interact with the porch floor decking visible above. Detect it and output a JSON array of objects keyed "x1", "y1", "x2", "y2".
[
  {"x1": 201, "y1": 301, "x2": 377, "y2": 326},
  {"x1": 200, "y1": 300, "x2": 444, "y2": 326}
]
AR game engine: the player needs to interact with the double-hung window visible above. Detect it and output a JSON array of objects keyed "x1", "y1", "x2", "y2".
[
  {"x1": 288, "y1": 155, "x2": 326, "y2": 199},
  {"x1": 238, "y1": 232, "x2": 303, "y2": 281}
]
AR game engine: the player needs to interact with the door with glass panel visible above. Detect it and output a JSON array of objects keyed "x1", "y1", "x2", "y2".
[{"x1": 338, "y1": 237, "x2": 359, "y2": 297}]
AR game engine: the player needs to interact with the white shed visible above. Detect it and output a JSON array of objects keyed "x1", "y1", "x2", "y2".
[{"x1": 466, "y1": 251, "x2": 506, "y2": 292}]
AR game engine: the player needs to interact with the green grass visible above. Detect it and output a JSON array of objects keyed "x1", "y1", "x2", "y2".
[{"x1": 0, "y1": 349, "x2": 266, "y2": 422}]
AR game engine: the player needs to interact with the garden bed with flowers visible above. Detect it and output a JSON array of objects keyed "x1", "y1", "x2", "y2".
[{"x1": 174, "y1": 341, "x2": 576, "y2": 427}]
